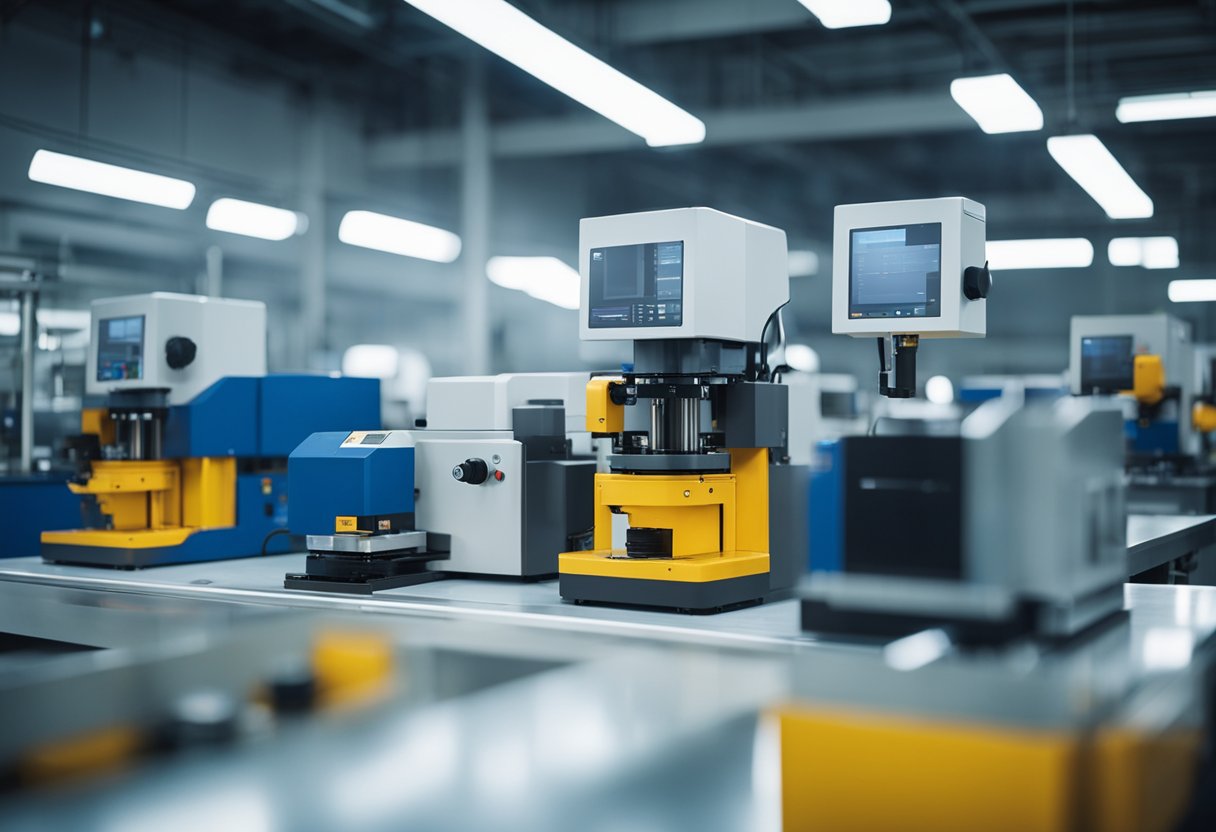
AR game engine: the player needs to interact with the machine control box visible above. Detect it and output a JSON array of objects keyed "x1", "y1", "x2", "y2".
[{"x1": 832, "y1": 197, "x2": 987, "y2": 339}]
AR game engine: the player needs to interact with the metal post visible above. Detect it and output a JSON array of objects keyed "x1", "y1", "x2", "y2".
[
  {"x1": 300, "y1": 99, "x2": 327, "y2": 371},
  {"x1": 203, "y1": 245, "x2": 223, "y2": 297},
  {"x1": 18, "y1": 281, "x2": 35, "y2": 474},
  {"x1": 460, "y1": 53, "x2": 491, "y2": 375}
]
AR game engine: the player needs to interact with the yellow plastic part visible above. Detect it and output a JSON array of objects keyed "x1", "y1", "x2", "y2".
[
  {"x1": 1125, "y1": 354, "x2": 1167, "y2": 406},
  {"x1": 181, "y1": 456, "x2": 236, "y2": 528},
  {"x1": 20, "y1": 726, "x2": 140, "y2": 784},
  {"x1": 40, "y1": 527, "x2": 194, "y2": 549},
  {"x1": 592, "y1": 473, "x2": 735, "y2": 558},
  {"x1": 586, "y1": 377, "x2": 625, "y2": 434},
  {"x1": 559, "y1": 549, "x2": 768, "y2": 582},
  {"x1": 67, "y1": 460, "x2": 180, "y2": 531},
  {"x1": 1194, "y1": 402, "x2": 1216, "y2": 434},
  {"x1": 1088, "y1": 726, "x2": 1202, "y2": 832},
  {"x1": 80, "y1": 407, "x2": 116, "y2": 446},
  {"x1": 336, "y1": 516, "x2": 358, "y2": 533},
  {"x1": 729, "y1": 447, "x2": 769, "y2": 554},
  {"x1": 312, "y1": 630, "x2": 395, "y2": 707},
  {"x1": 774, "y1": 704, "x2": 1081, "y2": 832}
]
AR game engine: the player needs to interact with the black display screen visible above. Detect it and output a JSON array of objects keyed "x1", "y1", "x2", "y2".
[
  {"x1": 588, "y1": 240, "x2": 683, "y2": 328},
  {"x1": 1080, "y1": 335, "x2": 1135, "y2": 393},
  {"x1": 96, "y1": 315, "x2": 145, "y2": 382},
  {"x1": 848, "y1": 223, "x2": 942, "y2": 320}
]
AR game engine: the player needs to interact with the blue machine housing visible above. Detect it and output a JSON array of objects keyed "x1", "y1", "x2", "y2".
[
  {"x1": 807, "y1": 439, "x2": 844, "y2": 574},
  {"x1": 288, "y1": 432, "x2": 415, "y2": 537},
  {"x1": 1127, "y1": 419, "x2": 1180, "y2": 456}
]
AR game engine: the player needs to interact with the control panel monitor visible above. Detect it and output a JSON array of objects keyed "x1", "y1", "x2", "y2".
[
  {"x1": 1079, "y1": 335, "x2": 1135, "y2": 393},
  {"x1": 848, "y1": 223, "x2": 942, "y2": 321},
  {"x1": 96, "y1": 315, "x2": 145, "y2": 382},
  {"x1": 588, "y1": 240, "x2": 683, "y2": 329}
]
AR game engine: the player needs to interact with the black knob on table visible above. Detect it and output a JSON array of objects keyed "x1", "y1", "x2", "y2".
[
  {"x1": 165, "y1": 336, "x2": 197, "y2": 370},
  {"x1": 452, "y1": 458, "x2": 489, "y2": 485}
]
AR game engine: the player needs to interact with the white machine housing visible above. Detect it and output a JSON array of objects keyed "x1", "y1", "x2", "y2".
[
  {"x1": 578, "y1": 207, "x2": 789, "y2": 344},
  {"x1": 86, "y1": 292, "x2": 266, "y2": 406},
  {"x1": 1068, "y1": 313, "x2": 1196, "y2": 456},
  {"x1": 413, "y1": 372, "x2": 594, "y2": 576},
  {"x1": 426, "y1": 372, "x2": 589, "y2": 435},
  {"x1": 832, "y1": 197, "x2": 987, "y2": 339}
]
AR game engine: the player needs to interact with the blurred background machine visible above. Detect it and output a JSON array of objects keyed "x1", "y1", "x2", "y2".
[
  {"x1": 557, "y1": 207, "x2": 806, "y2": 613},
  {"x1": 284, "y1": 373, "x2": 596, "y2": 592},
  {"x1": 1070, "y1": 313, "x2": 1216, "y2": 514},
  {"x1": 39, "y1": 292, "x2": 380, "y2": 568}
]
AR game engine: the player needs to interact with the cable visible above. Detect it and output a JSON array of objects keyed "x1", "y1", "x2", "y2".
[{"x1": 260, "y1": 527, "x2": 292, "y2": 556}]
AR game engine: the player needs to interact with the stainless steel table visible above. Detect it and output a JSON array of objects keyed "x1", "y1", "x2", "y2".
[{"x1": 1126, "y1": 513, "x2": 1216, "y2": 577}]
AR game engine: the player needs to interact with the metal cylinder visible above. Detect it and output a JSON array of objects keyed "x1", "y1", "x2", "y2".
[
  {"x1": 649, "y1": 396, "x2": 700, "y2": 454},
  {"x1": 18, "y1": 288, "x2": 35, "y2": 474}
]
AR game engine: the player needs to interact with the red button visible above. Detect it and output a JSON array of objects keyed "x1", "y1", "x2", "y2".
[{"x1": 493, "y1": 470, "x2": 505, "y2": 482}]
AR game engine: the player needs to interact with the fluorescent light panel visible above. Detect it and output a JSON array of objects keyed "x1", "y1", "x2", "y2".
[
  {"x1": 1168, "y1": 280, "x2": 1216, "y2": 304},
  {"x1": 342, "y1": 344, "x2": 400, "y2": 379},
  {"x1": 206, "y1": 198, "x2": 301, "y2": 241},
  {"x1": 338, "y1": 210, "x2": 461, "y2": 263},
  {"x1": 1108, "y1": 237, "x2": 1178, "y2": 270},
  {"x1": 986, "y1": 238, "x2": 1094, "y2": 270},
  {"x1": 788, "y1": 250, "x2": 820, "y2": 278},
  {"x1": 28, "y1": 149, "x2": 195, "y2": 209},
  {"x1": 1046, "y1": 135, "x2": 1153, "y2": 220},
  {"x1": 486, "y1": 256, "x2": 579, "y2": 310},
  {"x1": 949, "y1": 74, "x2": 1043, "y2": 134},
  {"x1": 1117, "y1": 90, "x2": 1216, "y2": 123},
  {"x1": 798, "y1": 0, "x2": 891, "y2": 29},
  {"x1": 401, "y1": 0, "x2": 704, "y2": 147}
]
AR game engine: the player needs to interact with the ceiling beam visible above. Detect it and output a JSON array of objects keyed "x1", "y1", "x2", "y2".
[{"x1": 368, "y1": 91, "x2": 977, "y2": 168}]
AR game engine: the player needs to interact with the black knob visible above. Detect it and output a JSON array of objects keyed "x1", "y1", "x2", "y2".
[
  {"x1": 165, "y1": 336, "x2": 197, "y2": 370},
  {"x1": 963, "y1": 262, "x2": 992, "y2": 301},
  {"x1": 452, "y1": 458, "x2": 489, "y2": 485}
]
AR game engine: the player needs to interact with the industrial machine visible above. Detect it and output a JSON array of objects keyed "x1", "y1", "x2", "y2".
[
  {"x1": 557, "y1": 207, "x2": 804, "y2": 612},
  {"x1": 40, "y1": 292, "x2": 380, "y2": 568},
  {"x1": 805, "y1": 196, "x2": 1127, "y2": 642},
  {"x1": 284, "y1": 373, "x2": 596, "y2": 592},
  {"x1": 1069, "y1": 314, "x2": 1216, "y2": 514},
  {"x1": 832, "y1": 197, "x2": 990, "y2": 398}
]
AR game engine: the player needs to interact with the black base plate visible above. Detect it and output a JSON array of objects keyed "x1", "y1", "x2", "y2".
[
  {"x1": 559, "y1": 572, "x2": 768, "y2": 614},
  {"x1": 284, "y1": 570, "x2": 445, "y2": 595}
]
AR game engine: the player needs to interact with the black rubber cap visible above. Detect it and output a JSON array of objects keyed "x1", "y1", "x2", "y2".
[
  {"x1": 165, "y1": 336, "x2": 197, "y2": 370},
  {"x1": 452, "y1": 458, "x2": 489, "y2": 485}
]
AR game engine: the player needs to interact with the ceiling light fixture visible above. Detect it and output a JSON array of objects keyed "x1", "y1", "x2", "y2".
[
  {"x1": 1046, "y1": 135, "x2": 1153, "y2": 220},
  {"x1": 1108, "y1": 237, "x2": 1179, "y2": 270},
  {"x1": 206, "y1": 198, "x2": 302, "y2": 241},
  {"x1": 1168, "y1": 280, "x2": 1216, "y2": 304},
  {"x1": 338, "y1": 210, "x2": 462, "y2": 263},
  {"x1": 28, "y1": 149, "x2": 195, "y2": 209},
  {"x1": 486, "y1": 256, "x2": 580, "y2": 310},
  {"x1": 1116, "y1": 90, "x2": 1216, "y2": 123},
  {"x1": 986, "y1": 238, "x2": 1094, "y2": 270},
  {"x1": 797, "y1": 0, "x2": 891, "y2": 29},
  {"x1": 949, "y1": 74, "x2": 1043, "y2": 134},
  {"x1": 401, "y1": 0, "x2": 705, "y2": 147}
]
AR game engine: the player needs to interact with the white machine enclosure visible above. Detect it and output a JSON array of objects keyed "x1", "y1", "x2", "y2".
[
  {"x1": 413, "y1": 373, "x2": 595, "y2": 576},
  {"x1": 832, "y1": 197, "x2": 987, "y2": 339},
  {"x1": 1068, "y1": 313, "x2": 1196, "y2": 454},
  {"x1": 578, "y1": 207, "x2": 789, "y2": 344},
  {"x1": 426, "y1": 372, "x2": 589, "y2": 435},
  {"x1": 86, "y1": 292, "x2": 266, "y2": 406}
]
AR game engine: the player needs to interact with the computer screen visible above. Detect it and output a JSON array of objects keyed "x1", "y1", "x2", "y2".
[
  {"x1": 96, "y1": 315, "x2": 145, "y2": 381},
  {"x1": 848, "y1": 223, "x2": 942, "y2": 321},
  {"x1": 587, "y1": 240, "x2": 683, "y2": 329},
  {"x1": 1080, "y1": 335, "x2": 1135, "y2": 393}
]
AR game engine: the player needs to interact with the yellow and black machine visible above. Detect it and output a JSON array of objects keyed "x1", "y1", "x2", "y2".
[{"x1": 557, "y1": 207, "x2": 805, "y2": 612}]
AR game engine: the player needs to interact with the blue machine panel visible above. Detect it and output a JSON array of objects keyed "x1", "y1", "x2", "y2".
[
  {"x1": 288, "y1": 432, "x2": 413, "y2": 536},
  {"x1": 1, "y1": 475, "x2": 85, "y2": 559},
  {"x1": 260, "y1": 375, "x2": 381, "y2": 458},
  {"x1": 1128, "y1": 419, "x2": 1180, "y2": 456},
  {"x1": 163, "y1": 377, "x2": 260, "y2": 459},
  {"x1": 807, "y1": 440, "x2": 844, "y2": 574}
]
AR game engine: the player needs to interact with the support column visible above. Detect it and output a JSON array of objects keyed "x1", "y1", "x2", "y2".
[
  {"x1": 18, "y1": 282, "x2": 36, "y2": 474},
  {"x1": 460, "y1": 54, "x2": 492, "y2": 375},
  {"x1": 300, "y1": 98, "x2": 328, "y2": 371},
  {"x1": 200, "y1": 245, "x2": 223, "y2": 297}
]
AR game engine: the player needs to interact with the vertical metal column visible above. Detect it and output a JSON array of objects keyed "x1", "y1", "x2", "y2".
[
  {"x1": 18, "y1": 283, "x2": 35, "y2": 474},
  {"x1": 300, "y1": 99, "x2": 327, "y2": 370},
  {"x1": 203, "y1": 245, "x2": 223, "y2": 298},
  {"x1": 460, "y1": 53, "x2": 491, "y2": 375}
]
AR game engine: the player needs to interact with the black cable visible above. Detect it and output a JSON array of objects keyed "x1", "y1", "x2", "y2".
[{"x1": 261, "y1": 527, "x2": 292, "y2": 556}]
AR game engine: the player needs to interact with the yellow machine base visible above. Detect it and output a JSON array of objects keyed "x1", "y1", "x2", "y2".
[
  {"x1": 41, "y1": 528, "x2": 195, "y2": 549},
  {"x1": 558, "y1": 550, "x2": 770, "y2": 612}
]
